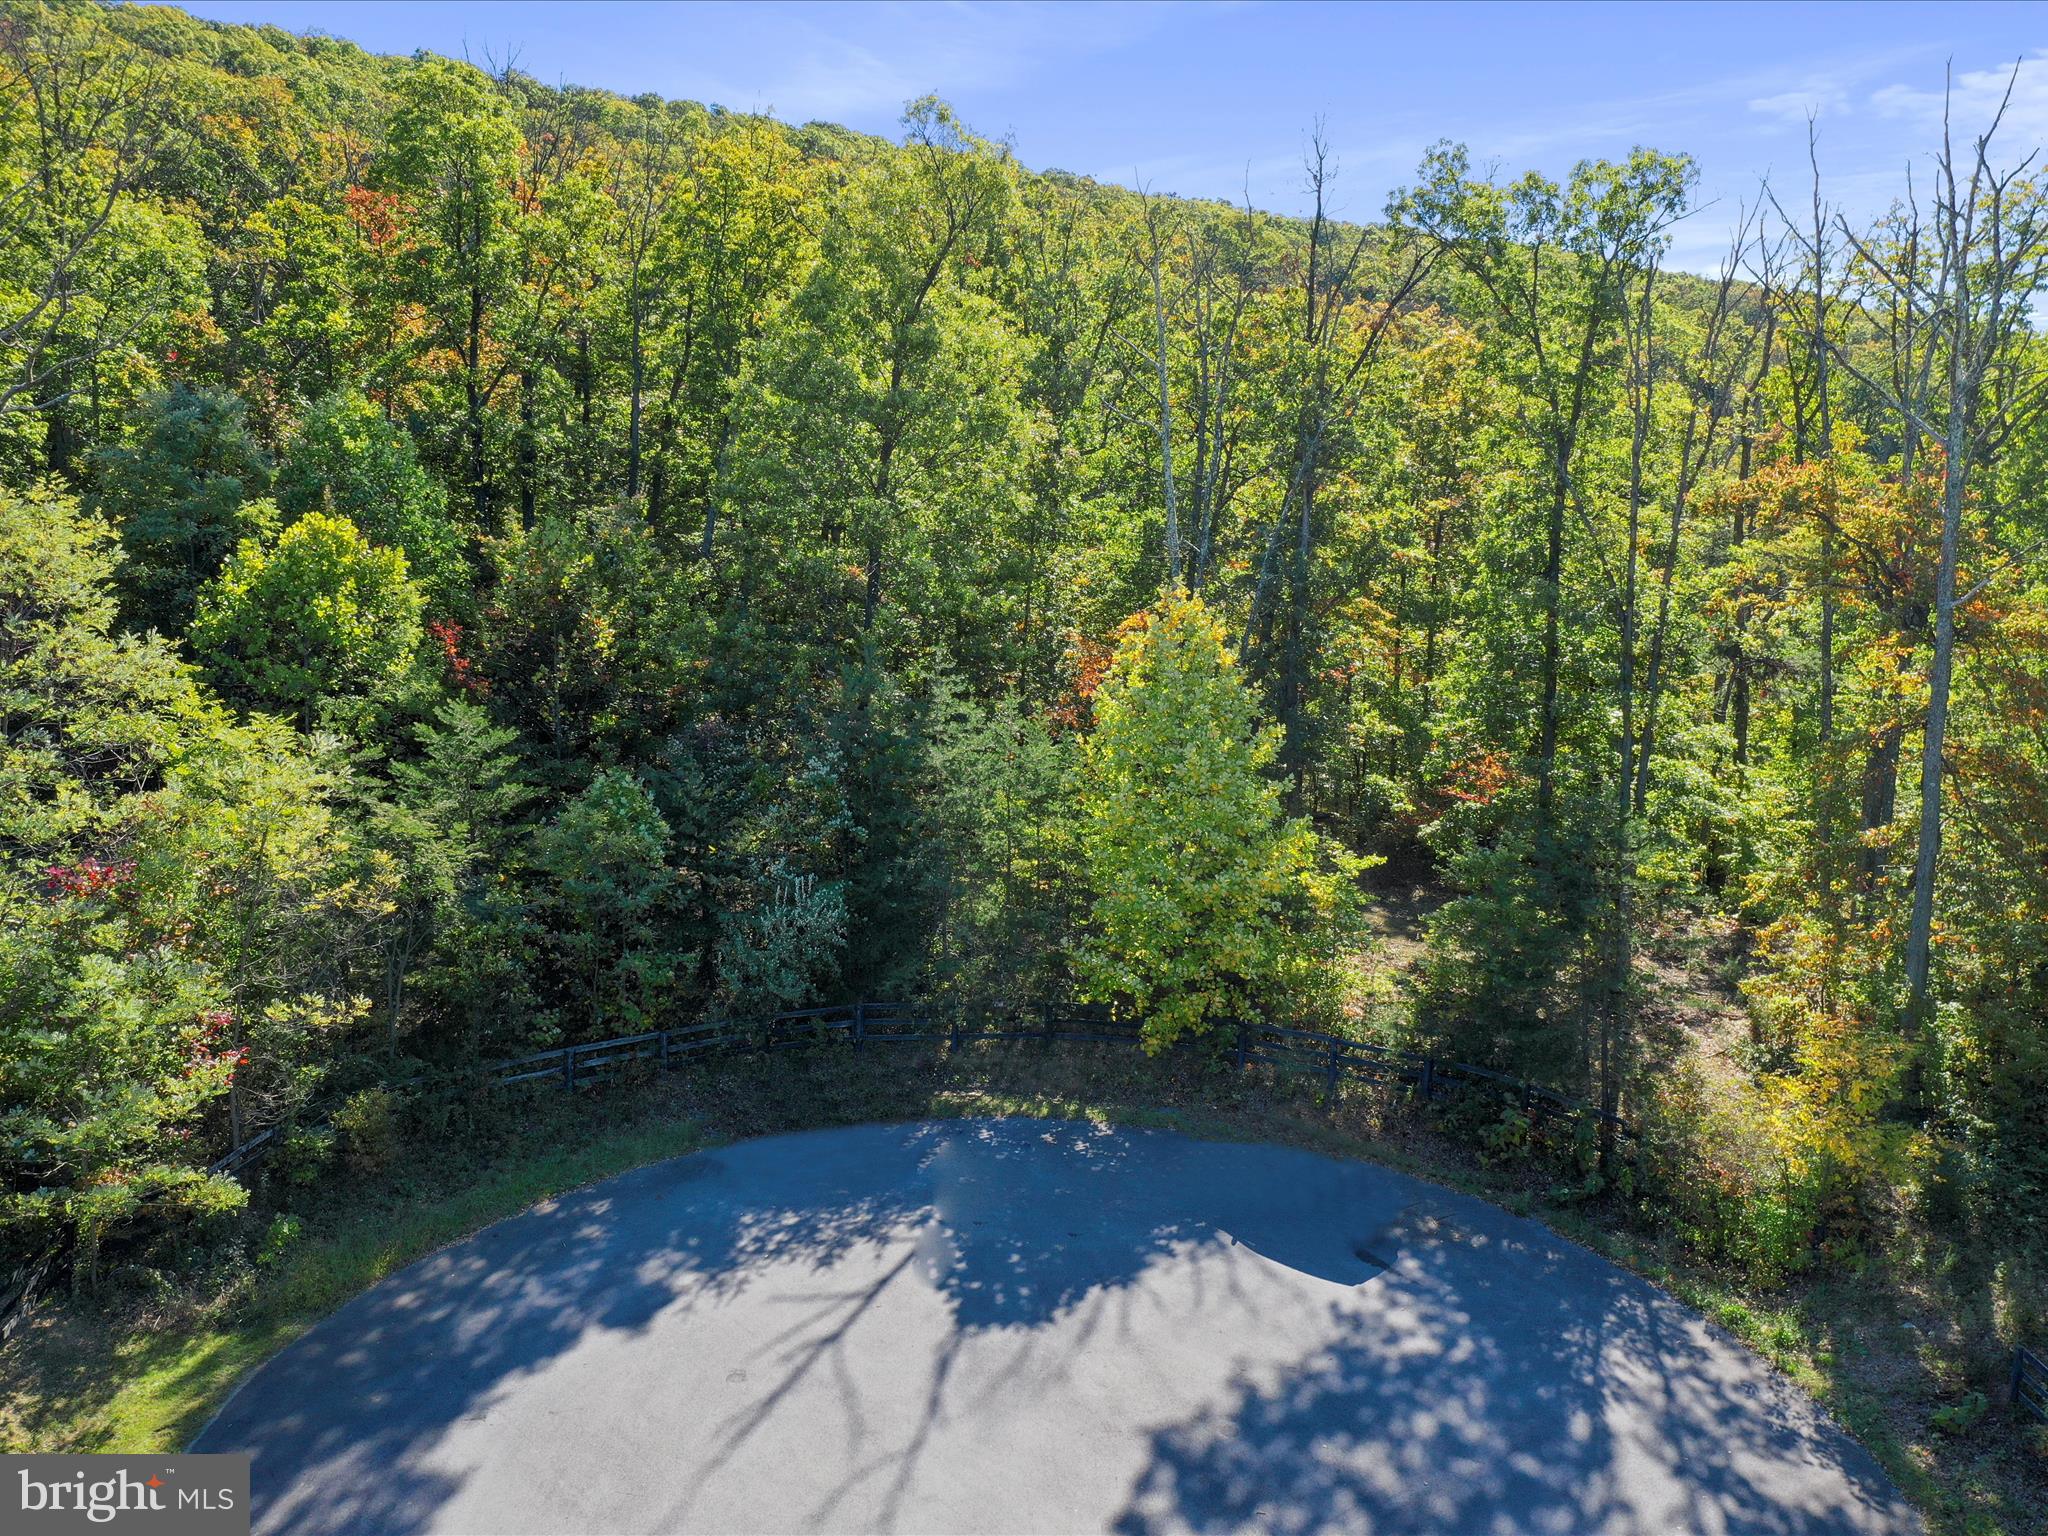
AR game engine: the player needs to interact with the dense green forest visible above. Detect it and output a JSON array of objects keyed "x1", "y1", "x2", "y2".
[{"x1": 2, "y1": 0, "x2": 2045, "y2": 1389}]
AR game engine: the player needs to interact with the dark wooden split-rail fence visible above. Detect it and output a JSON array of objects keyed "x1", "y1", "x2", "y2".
[
  {"x1": 252, "y1": 998, "x2": 1638, "y2": 1164},
  {"x1": 3, "y1": 998, "x2": 1629, "y2": 1339},
  {"x1": 2012, "y1": 1345, "x2": 2048, "y2": 1425}
]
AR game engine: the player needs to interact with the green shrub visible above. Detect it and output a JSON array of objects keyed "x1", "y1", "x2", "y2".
[
  {"x1": 1671, "y1": 1167, "x2": 1818, "y2": 1287},
  {"x1": 276, "y1": 1126, "x2": 336, "y2": 1187},
  {"x1": 257, "y1": 1214, "x2": 303, "y2": 1268},
  {"x1": 1480, "y1": 1105, "x2": 1534, "y2": 1164},
  {"x1": 332, "y1": 1088, "x2": 400, "y2": 1176},
  {"x1": 1929, "y1": 1392, "x2": 1988, "y2": 1437}
]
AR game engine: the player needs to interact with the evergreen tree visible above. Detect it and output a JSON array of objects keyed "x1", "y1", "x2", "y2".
[
  {"x1": 532, "y1": 768, "x2": 681, "y2": 1035},
  {"x1": 275, "y1": 389, "x2": 465, "y2": 608},
  {"x1": 93, "y1": 384, "x2": 276, "y2": 635}
]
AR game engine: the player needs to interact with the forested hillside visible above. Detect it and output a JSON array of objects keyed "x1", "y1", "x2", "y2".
[{"x1": 2, "y1": 0, "x2": 2045, "y2": 1403}]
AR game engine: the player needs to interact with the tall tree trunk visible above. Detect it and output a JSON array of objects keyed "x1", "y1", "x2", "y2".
[
  {"x1": 577, "y1": 329, "x2": 593, "y2": 438},
  {"x1": 1730, "y1": 490, "x2": 1751, "y2": 767},
  {"x1": 1730, "y1": 383, "x2": 1761, "y2": 766},
  {"x1": 626, "y1": 285, "x2": 645, "y2": 500},
  {"x1": 1281, "y1": 467, "x2": 1315, "y2": 811},
  {"x1": 1904, "y1": 418, "x2": 1966, "y2": 1024},
  {"x1": 518, "y1": 367, "x2": 538, "y2": 530},
  {"x1": 699, "y1": 413, "x2": 731, "y2": 562},
  {"x1": 1809, "y1": 130, "x2": 1840, "y2": 900},
  {"x1": 1534, "y1": 440, "x2": 1568, "y2": 820},
  {"x1": 1144, "y1": 197, "x2": 1180, "y2": 583},
  {"x1": 865, "y1": 432, "x2": 894, "y2": 632},
  {"x1": 465, "y1": 281, "x2": 489, "y2": 525},
  {"x1": 1604, "y1": 268, "x2": 1655, "y2": 1165}
]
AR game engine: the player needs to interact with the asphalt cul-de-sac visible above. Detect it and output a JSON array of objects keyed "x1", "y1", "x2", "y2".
[{"x1": 196, "y1": 1118, "x2": 1922, "y2": 1535}]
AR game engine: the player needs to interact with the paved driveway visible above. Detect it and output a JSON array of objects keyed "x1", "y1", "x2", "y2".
[{"x1": 195, "y1": 1119, "x2": 1921, "y2": 1535}]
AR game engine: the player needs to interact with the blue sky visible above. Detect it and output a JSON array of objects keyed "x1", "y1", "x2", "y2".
[{"x1": 178, "y1": 1, "x2": 2046, "y2": 272}]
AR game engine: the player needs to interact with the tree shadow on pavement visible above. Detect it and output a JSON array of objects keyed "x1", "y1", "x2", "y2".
[
  {"x1": 1113, "y1": 1210, "x2": 1921, "y2": 1536},
  {"x1": 204, "y1": 1121, "x2": 1215, "y2": 1533},
  {"x1": 197, "y1": 1119, "x2": 1919, "y2": 1536}
]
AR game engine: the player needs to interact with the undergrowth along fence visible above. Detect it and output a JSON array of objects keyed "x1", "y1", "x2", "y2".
[
  {"x1": 0, "y1": 1000, "x2": 1632, "y2": 1340},
  {"x1": 249, "y1": 998, "x2": 1636, "y2": 1170},
  {"x1": 485, "y1": 1002, "x2": 1632, "y2": 1135}
]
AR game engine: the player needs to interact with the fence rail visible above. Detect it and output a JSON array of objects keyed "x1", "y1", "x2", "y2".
[
  {"x1": 230, "y1": 999, "x2": 1640, "y2": 1176},
  {"x1": 2013, "y1": 1346, "x2": 2048, "y2": 1424},
  {"x1": 0, "y1": 1250, "x2": 55, "y2": 1345},
  {"x1": 0, "y1": 999, "x2": 1631, "y2": 1340}
]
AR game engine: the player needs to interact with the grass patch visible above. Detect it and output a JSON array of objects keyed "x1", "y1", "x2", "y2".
[
  {"x1": 0, "y1": 1099, "x2": 714, "y2": 1455},
  {"x1": 1533, "y1": 1206, "x2": 2040, "y2": 1536}
]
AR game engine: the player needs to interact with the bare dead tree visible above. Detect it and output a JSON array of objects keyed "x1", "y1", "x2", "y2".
[
  {"x1": 1631, "y1": 202, "x2": 1765, "y2": 819},
  {"x1": 1241, "y1": 130, "x2": 1436, "y2": 808},
  {"x1": 1820, "y1": 66, "x2": 2048, "y2": 1029},
  {"x1": 1807, "y1": 123, "x2": 1841, "y2": 859}
]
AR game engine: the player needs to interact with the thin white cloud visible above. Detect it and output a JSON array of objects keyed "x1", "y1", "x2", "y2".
[
  {"x1": 1869, "y1": 51, "x2": 2048, "y2": 149},
  {"x1": 1098, "y1": 42, "x2": 1954, "y2": 237},
  {"x1": 681, "y1": 1, "x2": 1179, "y2": 125},
  {"x1": 1483, "y1": 48, "x2": 1922, "y2": 162},
  {"x1": 1748, "y1": 80, "x2": 1852, "y2": 125}
]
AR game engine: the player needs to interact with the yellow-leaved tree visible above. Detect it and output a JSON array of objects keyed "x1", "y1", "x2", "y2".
[{"x1": 1077, "y1": 591, "x2": 1366, "y2": 1050}]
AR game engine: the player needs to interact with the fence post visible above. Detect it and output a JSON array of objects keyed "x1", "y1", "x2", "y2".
[
  {"x1": 1420, "y1": 1057, "x2": 1436, "y2": 1102},
  {"x1": 1324, "y1": 1040, "x2": 1339, "y2": 1103},
  {"x1": 949, "y1": 1012, "x2": 962, "y2": 1056},
  {"x1": 1234, "y1": 1021, "x2": 1248, "y2": 1073},
  {"x1": 563, "y1": 1043, "x2": 576, "y2": 1092},
  {"x1": 853, "y1": 1002, "x2": 866, "y2": 1051},
  {"x1": 659, "y1": 1028, "x2": 670, "y2": 1072}
]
